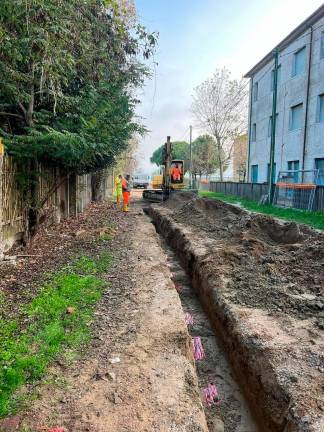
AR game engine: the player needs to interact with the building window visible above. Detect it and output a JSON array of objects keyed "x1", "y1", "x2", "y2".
[
  {"x1": 267, "y1": 163, "x2": 277, "y2": 184},
  {"x1": 271, "y1": 65, "x2": 281, "y2": 90},
  {"x1": 268, "y1": 114, "x2": 279, "y2": 137},
  {"x1": 289, "y1": 103, "x2": 303, "y2": 130},
  {"x1": 251, "y1": 165, "x2": 258, "y2": 183},
  {"x1": 253, "y1": 82, "x2": 258, "y2": 101},
  {"x1": 321, "y1": 32, "x2": 324, "y2": 60},
  {"x1": 288, "y1": 160, "x2": 299, "y2": 183},
  {"x1": 292, "y1": 46, "x2": 306, "y2": 77},
  {"x1": 317, "y1": 94, "x2": 324, "y2": 123},
  {"x1": 251, "y1": 123, "x2": 256, "y2": 141},
  {"x1": 315, "y1": 158, "x2": 324, "y2": 185}
]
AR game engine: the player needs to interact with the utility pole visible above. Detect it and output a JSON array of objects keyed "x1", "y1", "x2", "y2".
[
  {"x1": 189, "y1": 125, "x2": 193, "y2": 189},
  {"x1": 268, "y1": 49, "x2": 279, "y2": 204}
]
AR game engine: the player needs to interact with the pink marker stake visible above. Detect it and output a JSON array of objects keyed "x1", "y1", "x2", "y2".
[
  {"x1": 174, "y1": 281, "x2": 182, "y2": 293},
  {"x1": 192, "y1": 336, "x2": 205, "y2": 361},
  {"x1": 48, "y1": 428, "x2": 66, "y2": 432},
  {"x1": 185, "y1": 312, "x2": 195, "y2": 326},
  {"x1": 203, "y1": 383, "x2": 220, "y2": 407}
]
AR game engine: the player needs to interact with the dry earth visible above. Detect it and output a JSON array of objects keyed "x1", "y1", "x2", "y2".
[{"x1": 0, "y1": 195, "x2": 208, "y2": 432}]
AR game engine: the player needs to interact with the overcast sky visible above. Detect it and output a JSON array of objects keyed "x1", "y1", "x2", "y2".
[{"x1": 134, "y1": 0, "x2": 323, "y2": 173}]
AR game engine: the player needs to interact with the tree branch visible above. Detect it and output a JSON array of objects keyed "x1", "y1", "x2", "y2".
[
  {"x1": 18, "y1": 102, "x2": 27, "y2": 116},
  {"x1": 0, "y1": 112, "x2": 24, "y2": 119}
]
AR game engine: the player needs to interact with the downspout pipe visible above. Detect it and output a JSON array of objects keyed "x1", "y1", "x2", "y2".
[
  {"x1": 247, "y1": 77, "x2": 253, "y2": 182},
  {"x1": 268, "y1": 49, "x2": 279, "y2": 203},
  {"x1": 302, "y1": 26, "x2": 313, "y2": 176}
]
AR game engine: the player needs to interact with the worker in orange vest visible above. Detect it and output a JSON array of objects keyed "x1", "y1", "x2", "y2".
[
  {"x1": 171, "y1": 164, "x2": 181, "y2": 182},
  {"x1": 122, "y1": 174, "x2": 131, "y2": 212}
]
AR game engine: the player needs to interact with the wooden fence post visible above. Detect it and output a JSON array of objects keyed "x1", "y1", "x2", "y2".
[{"x1": 0, "y1": 138, "x2": 4, "y2": 259}]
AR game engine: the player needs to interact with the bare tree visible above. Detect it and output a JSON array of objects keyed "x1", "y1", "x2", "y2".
[
  {"x1": 117, "y1": 137, "x2": 139, "y2": 175},
  {"x1": 192, "y1": 68, "x2": 248, "y2": 181}
]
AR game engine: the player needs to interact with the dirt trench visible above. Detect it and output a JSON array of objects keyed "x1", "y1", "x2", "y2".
[
  {"x1": 163, "y1": 243, "x2": 259, "y2": 432},
  {"x1": 149, "y1": 193, "x2": 324, "y2": 432}
]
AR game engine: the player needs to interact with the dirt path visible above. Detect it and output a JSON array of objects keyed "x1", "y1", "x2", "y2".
[{"x1": 3, "y1": 195, "x2": 207, "y2": 432}]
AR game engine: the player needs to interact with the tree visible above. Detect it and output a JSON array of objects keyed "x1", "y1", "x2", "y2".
[
  {"x1": 0, "y1": 0, "x2": 157, "y2": 232},
  {"x1": 191, "y1": 134, "x2": 224, "y2": 179},
  {"x1": 192, "y1": 68, "x2": 248, "y2": 181},
  {"x1": 150, "y1": 141, "x2": 190, "y2": 170},
  {"x1": 0, "y1": 0, "x2": 157, "y2": 172}
]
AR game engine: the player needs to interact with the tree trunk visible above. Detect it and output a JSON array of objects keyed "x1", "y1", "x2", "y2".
[
  {"x1": 219, "y1": 161, "x2": 224, "y2": 182},
  {"x1": 18, "y1": 64, "x2": 35, "y2": 128},
  {"x1": 216, "y1": 137, "x2": 223, "y2": 181},
  {"x1": 91, "y1": 171, "x2": 104, "y2": 202}
]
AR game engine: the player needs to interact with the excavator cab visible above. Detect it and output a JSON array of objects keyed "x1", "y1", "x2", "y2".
[{"x1": 170, "y1": 160, "x2": 185, "y2": 189}]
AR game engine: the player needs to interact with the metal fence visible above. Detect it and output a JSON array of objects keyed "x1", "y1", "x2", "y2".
[{"x1": 208, "y1": 181, "x2": 324, "y2": 212}]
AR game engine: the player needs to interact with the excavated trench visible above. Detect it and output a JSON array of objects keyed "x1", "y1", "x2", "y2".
[
  {"x1": 143, "y1": 204, "x2": 260, "y2": 431},
  {"x1": 145, "y1": 195, "x2": 324, "y2": 432},
  {"x1": 163, "y1": 242, "x2": 259, "y2": 432}
]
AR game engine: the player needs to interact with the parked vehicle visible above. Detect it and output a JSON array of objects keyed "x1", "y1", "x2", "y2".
[{"x1": 133, "y1": 174, "x2": 150, "y2": 189}]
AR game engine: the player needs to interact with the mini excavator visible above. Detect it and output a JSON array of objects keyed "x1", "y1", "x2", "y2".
[{"x1": 143, "y1": 136, "x2": 187, "y2": 202}]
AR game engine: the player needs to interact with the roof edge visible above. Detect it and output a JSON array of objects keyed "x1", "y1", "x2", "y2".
[{"x1": 244, "y1": 4, "x2": 324, "y2": 78}]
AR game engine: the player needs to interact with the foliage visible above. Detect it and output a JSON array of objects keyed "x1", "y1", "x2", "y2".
[
  {"x1": 192, "y1": 134, "x2": 227, "y2": 178},
  {"x1": 199, "y1": 191, "x2": 324, "y2": 230},
  {"x1": 0, "y1": 0, "x2": 157, "y2": 173},
  {"x1": 192, "y1": 68, "x2": 248, "y2": 181},
  {"x1": 0, "y1": 252, "x2": 112, "y2": 418},
  {"x1": 150, "y1": 141, "x2": 190, "y2": 169}
]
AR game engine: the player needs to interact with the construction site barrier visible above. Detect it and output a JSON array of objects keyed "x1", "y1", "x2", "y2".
[{"x1": 276, "y1": 182, "x2": 317, "y2": 190}]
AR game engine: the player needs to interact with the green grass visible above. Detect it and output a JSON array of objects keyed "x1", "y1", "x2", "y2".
[
  {"x1": 0, "y1": 252, "x2": 112, "y2": 418},
  {"x1": 199, "y1": 191, "x2": 324, "y2": 230},
  {"x1": 99, "y1": 233, "x2": 112, "y2": 242}
]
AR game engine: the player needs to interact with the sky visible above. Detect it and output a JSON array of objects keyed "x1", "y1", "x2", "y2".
[{"x1": 134, "y1": 0, "x2": 323, "y2": 173}]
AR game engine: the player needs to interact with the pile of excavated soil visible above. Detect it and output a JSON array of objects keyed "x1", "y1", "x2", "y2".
[
  {"x1": 154, "y1": 193, "x2": 324, "y2": 431},
  {"x1": 164, "y1": 194, "x2": 324, "y2": 326}
]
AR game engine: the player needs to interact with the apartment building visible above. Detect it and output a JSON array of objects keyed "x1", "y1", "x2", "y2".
[{"x1": 245, "y1": 5, "x2": 324, "y2": 185}]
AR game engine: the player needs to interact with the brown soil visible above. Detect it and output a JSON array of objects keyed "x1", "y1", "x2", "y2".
[
  {"x1": 0, "y1": 195, "x2": 208, "y2": 432},
  {"x1": 150, "y1": 193, "x2": 324, "y2": 432}
]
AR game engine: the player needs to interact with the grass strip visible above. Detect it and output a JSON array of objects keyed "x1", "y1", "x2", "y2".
[
  {"x1": 199, "y1": 191, "x2": 324, "y2": 231},
  {"x1": 0, "y1": 252, "x2": 112, "y2": 418}
]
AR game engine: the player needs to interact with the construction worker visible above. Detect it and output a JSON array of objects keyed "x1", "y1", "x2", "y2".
[
  {"x1": 171, "y1": 163, "x2": 182, "y2": 182},
  {"x1": 122, "y1": 174, "x2": 131, "y2": 212},
  {"x1": 115, "y1": 174, "x2": 123, "y2": 204}
]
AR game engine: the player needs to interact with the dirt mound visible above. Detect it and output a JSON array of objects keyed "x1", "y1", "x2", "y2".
[
  {"x1": 163, "y1": 191, "x2": 198, "y2": 210},
  {"x1": 158, "y1": 195, "x2": 324, "y2": 323},
  {"x1": 151, "y1": 201, "x2": 324, "y2": 432}
]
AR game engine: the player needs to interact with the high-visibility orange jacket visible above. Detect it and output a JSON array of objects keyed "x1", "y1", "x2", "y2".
[
  {"x1": 171, "y1": 167, "x2": 181, "y2": 179},
  {"x1": 122, "y1": 178, "x2": 130, "y2": 192}
]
